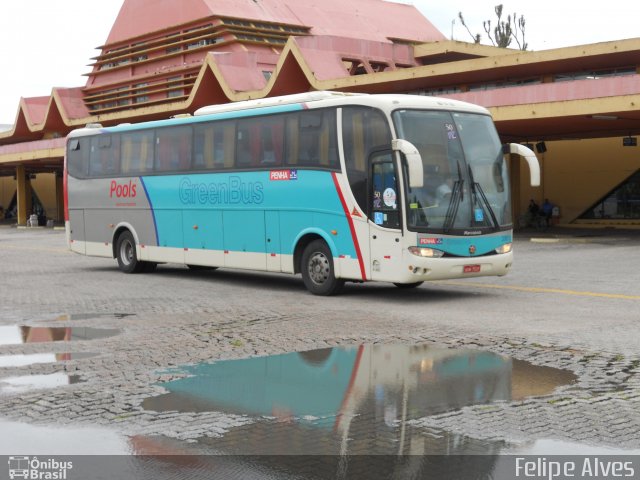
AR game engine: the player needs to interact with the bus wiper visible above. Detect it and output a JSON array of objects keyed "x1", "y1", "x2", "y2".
[
  {"x1": 443, "y1": 179, "x2": 462, "y2": 233},
  {"x1": 468, "y1": 165, "x2": 499, "y2": 230},
  {"x1": 456, "y1": 161, "x2": 464, "y2": 201},
  {"x1": 443, "y1": 162, "x2": 465, "y2": 233}
]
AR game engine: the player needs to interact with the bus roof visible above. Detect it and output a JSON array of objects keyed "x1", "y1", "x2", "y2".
[
  {"x1": 67, "y1": 92, "x2": 490, "y2": 138},
  {"x1": 194, "y1": 91, "x2": 361, "y2": 116}
]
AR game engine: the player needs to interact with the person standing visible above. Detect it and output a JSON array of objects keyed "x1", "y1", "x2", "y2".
[{"x1": 541, "y1": 198, "x2": 554, "y2": 227}]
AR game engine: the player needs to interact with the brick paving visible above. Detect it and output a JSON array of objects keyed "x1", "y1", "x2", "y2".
[{"x1": 0, "y1": 227, "x2": 639, "y2": 453}]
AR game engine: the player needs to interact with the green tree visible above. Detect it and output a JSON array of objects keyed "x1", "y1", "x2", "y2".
[{"x1": 458, "y1": 4, "x2": 528, "y2": 50}]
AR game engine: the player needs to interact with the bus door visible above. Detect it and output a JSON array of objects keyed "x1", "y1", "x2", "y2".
[{"x1": 368, "y1": 151, "x2": 403, "y2": 282}]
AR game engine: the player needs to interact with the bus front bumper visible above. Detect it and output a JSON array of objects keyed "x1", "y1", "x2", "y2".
[{"x1": 398, "y1": 251, "x2": 514, "y2": 283}]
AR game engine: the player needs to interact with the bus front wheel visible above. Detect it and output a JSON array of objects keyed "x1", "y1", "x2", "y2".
[
  {"x1": 301, "y1": 240, "x2": 344, "y2": 296},
  {"x1": 116, "y1": 231, "x2": 145, "y2": 274}
]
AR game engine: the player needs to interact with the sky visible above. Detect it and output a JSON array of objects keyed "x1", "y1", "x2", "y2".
[{"x1": 1, "y1": 0, "x2": 639, "y2": 126}]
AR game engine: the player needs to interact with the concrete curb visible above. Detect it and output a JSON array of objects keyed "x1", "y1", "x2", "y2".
[{"x1": 530, "y1": 237, "x2": 592, "y2": 244}]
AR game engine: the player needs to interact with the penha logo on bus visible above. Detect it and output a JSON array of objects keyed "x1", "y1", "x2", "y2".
[
  {"x1": 110, "y1": 180, "x2": 137, "y2": 198},
  {"x1": 419, "y1": 237, "x2": 443, "y2": 245},
  {"x1": 269, "y1": 169, "x2": 298, "y2": 181}
]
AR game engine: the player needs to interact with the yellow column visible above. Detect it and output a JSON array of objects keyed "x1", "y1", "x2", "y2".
[
  {"x1": 16, "y1": 165, "x2": 27, "y2": 225},
  {"x1": 16, "y1": 166, "x2": 32, "y2": 226}
]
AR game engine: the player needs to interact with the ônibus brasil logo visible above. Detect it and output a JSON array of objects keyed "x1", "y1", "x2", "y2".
[{"x1": 8, "y1": 456, "x2": 73, "y2": 480}]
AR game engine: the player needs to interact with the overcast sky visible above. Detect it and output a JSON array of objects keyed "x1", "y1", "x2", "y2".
[{"x1": 1, "y1": 0, "x2": 639, "y2": 125}]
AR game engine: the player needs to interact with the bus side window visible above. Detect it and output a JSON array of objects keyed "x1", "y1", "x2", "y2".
[
  {"x1": 236, "y1": 120, "x2": 257, "y2": 168},
  {"x1": 155, "y1": 126, "x2": 192, "y2": 173},
  {"x1": 320, "y1": 111, "x2": 339, "y2": 168},
  {"x1": 67, "y1": 138, "x2": 89, "y2": 178},
  {"x1": 300, "y1": 111, "x2": 322, "y2": 166},
  {"x1": 193, "y1": 123, "x2": 213, "y2": 170},
  {"x1": 287, "y1": 109, "x2": 338, "y2": 168},
  {"x1": 194, "y1": 121, "x2": 235, "y2": 171},
  {"x1": 236, "y1": 116, "x2": 284, "y2": 168},
  {"x1": 285, "y1": 114, "x2": 300, "y2": 166},
  {"x1": 89, "y1": 135, "x2": 120, "y2": 177},
  {"x1": 260, "y1": 124, "x2": 278, "y2": 165},
  {"x1": 121, "y1": 131, "x2": 154, "y2": 175},
  {"x1": 222, "y1": 123, "x2": 236, "y2": 168}
]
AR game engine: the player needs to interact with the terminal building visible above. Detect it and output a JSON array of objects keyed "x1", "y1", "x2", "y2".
[{"x1": 1, "y1": 0, "x2": 639, "y2": 228}]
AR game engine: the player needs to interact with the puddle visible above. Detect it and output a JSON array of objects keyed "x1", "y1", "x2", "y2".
[
  {"x1": 144, "y1": 344, "x2": 576, "y2": 420},
  {"x1": 0, "y1": 373, "x2": 85, "y2": 393},
  {"x1": 0, "y1": 352, "x2": 98, "y2": 368},
  {"x1": 142, "y1": 344, "x2": 576, "y2": 458},
  {"x1": 0, "y1": 326, "x2": 120, "y2": 346},
  {"x1": 131, "y1": 430, "x2": 506, "y2": 476}
]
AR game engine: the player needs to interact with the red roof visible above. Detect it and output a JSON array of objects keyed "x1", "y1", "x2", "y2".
[
  {"x1": 106, "y1": 0, "x2": 444, "y2": 45},
  {"x1": 214, "y1": 52, "x2": 271, "y2": 92},
  {"x1": 293, "y1": 36, "x2": 416, "y2": 81},
  {"x1": 21, "y1": 97, "x2": 50, "y2": 126},
  {"x1": 54, "y1": 88, "x2": 90, "y2": 119}
]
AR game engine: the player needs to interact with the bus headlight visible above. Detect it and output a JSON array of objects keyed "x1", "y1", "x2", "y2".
[
  {"x1": 495, "y1": 243, "x2": 512, "y2": 254},
  {"x1": 408, "y1": 246, "x2": 445, "y2": 258}
]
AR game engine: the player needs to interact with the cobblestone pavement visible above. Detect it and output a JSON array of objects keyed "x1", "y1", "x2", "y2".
[{"x1": 0, "y1": 227, "x2": 639, "y2": 454}]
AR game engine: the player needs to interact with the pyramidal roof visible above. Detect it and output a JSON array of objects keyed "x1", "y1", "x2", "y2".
[{"x1": 105, "y1": 0, "x2": 444, "y2": 46}]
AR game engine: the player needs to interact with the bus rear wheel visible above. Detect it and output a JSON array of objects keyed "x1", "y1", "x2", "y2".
[
  {"x1": 301, "y1": 240, "x2": 344, "y2": 296},
  {"x1": 116, "y1": 231, "x2": 145, "y2": 274}
]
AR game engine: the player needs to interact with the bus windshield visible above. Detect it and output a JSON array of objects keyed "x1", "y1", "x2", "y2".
[{"x1": 393, "y1": 109, "x2": 512, "y2": 233}]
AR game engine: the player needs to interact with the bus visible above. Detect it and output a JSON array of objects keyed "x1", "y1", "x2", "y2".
[{"x1": 64, "y1": 91, "x2": 540, "y2": 295}]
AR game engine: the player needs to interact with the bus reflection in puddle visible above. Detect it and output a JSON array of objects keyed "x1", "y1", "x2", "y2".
[{"x1": 142, "y1": 344, "x2": 576, "y2": 455}]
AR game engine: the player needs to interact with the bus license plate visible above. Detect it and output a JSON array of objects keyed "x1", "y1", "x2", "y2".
[{"x1": 463, "y1": 264, "x2": 481, "y2": 273}]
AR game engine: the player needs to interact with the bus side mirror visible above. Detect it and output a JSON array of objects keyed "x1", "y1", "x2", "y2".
[
  {"x1": 392, "y1": 139, "x2": 424, "y2": 188},
  {"x1": 504, "y1": 143, "x2": 541, "y2": 187}
]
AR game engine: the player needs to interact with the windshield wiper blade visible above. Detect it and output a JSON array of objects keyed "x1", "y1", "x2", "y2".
[
  {"x1": 443, "y1": 162, "x2": 466, "y2": 233},
  {"x1": 468, "y1": 165, "x2": 499, "y2": 230},
  {"x1": 456, "y1": 162, "x2": 464, "y2": 201},
  {"x1": 443, "y1": 179, "x2": 462, "y2": 233}
]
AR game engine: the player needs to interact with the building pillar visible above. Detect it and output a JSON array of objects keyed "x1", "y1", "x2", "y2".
[
  {"x1": 16, "y1": 165, "x2": 32, "y2": 226},
  {"x1": 55, "y1": 173, "x2": 64, "y2": 223}
]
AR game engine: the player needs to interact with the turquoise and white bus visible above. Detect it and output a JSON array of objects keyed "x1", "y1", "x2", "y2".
[{"x1": 64, "y1": 91, "x2": 539, "y2": 295}]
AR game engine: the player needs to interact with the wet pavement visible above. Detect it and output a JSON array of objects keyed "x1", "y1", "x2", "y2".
[
  {"x1": 0, "y1": 372, "x2": 84, "y2": 393},
  {"x1": 0, "y1": 419, "x2": 134, "y2": 454},
  {"x1": 0, "y1": 351, "x2": 98, "y2": 368},
  {"x1": 133, "y1": 344, "x2": 576, "y2": 462},
  {"x1": 0, "y1": 325, "x2": 120, "y2": 346},
  {"x1": 143, "y1": 344, "x2": 576, "y2": 452},
  {"x1": 514, "y1": 225, "x2": 640, "y2": 243},
  {"x1": 0, "y1": 228, "x2": 639, "y2": 478},
  {"x1": 504, "y1": 438, "x2": 640, "y2": 456},
  {"x1": 2, "y1": 418, "x2": 639, "y2": 480}
]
